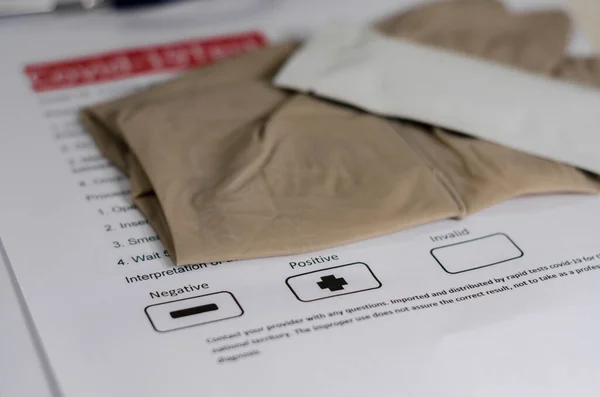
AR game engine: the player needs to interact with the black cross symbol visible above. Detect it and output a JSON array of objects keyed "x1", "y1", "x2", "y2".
[{"x1": 317, "y1": 275, "x2": 348, "y2": 292}]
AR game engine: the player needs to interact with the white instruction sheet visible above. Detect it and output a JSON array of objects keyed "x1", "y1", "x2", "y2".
[{"x1": 1, "y1": 2, "x2": 600, "y2": 397}]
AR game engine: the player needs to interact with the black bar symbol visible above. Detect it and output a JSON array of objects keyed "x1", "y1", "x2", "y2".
[{"x1": 170, "y1": 303, "x2": 219, "y2": 319}]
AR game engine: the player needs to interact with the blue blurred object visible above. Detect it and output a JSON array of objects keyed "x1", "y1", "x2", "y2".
[
  {"x1": 0, "y1": 0, "x2": 190, "y2": 16},
  {"x1": 112, "y1": 0, "x2": 179, "y2": 9}
]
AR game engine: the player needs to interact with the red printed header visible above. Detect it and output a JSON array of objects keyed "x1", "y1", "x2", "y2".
[{"x1": 24, "y1": 31, "x2": 267, "y2": 93}]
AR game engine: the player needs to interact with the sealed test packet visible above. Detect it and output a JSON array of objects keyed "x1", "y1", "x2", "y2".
[{"x1": 82, "y1": 0, "x2": 600, "y2": 265}]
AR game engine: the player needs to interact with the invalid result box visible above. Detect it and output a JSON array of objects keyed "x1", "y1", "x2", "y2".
[{"x1": 431, "y1": 233, "x2": 523, "y2": 274}]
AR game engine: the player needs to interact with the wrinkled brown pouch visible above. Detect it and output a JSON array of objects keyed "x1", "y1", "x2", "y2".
[{"x1": 81, "y1": 0, "x2": 600, "y2": 265}]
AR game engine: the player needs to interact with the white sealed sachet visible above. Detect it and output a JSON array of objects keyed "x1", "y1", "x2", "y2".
[{"x1": 274, "y1": 22, "x2": 600, "y2": 175}]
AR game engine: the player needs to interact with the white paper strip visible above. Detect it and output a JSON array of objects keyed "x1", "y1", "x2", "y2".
[{"x1": 274, "y1": 23, "x2": 600, "y2": 174}]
